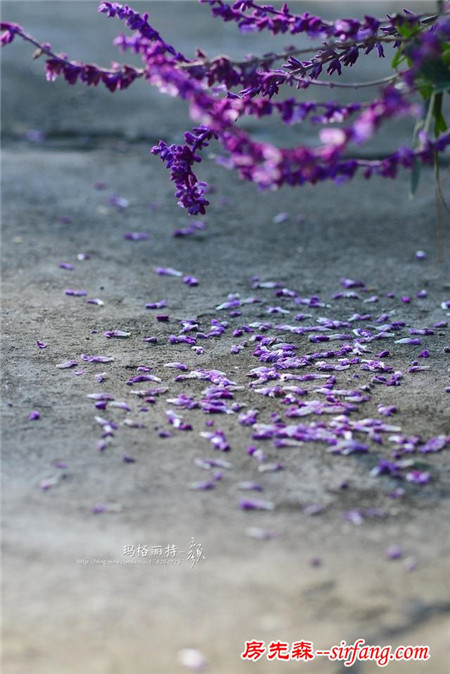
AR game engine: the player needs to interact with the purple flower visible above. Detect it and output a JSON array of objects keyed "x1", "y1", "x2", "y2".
[
  {"x1": 59, "y1": 262, "x2": 74, "y2": 270},
  {"x1": 1, "y1": 22, "x2": 21, "y2": 45},
  {"x1": 37, "y1": 341, "x2": 48, "y2": 349},
  {"x1": 152, "y1": 127, "x2": 216, "y2": 215},
  {"x1": 28, "y1": 410, "x2": 40, "y2": 420}
]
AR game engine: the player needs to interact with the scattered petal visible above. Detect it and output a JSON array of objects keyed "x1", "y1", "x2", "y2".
[
  {"x1": 56, "y1": 360, "x2": 78, "y2": 369},
  {"x1": 103, "y1": 330, "x2": 131, "y2": 338}
]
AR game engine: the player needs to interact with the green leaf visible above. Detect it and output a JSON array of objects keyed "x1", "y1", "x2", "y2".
[
  {"x1": 416, "y1": 79, "x2": 434, "y2": 101},
  {"x1": 409, "y1": 158, "x2": 421, "y2": 200},
  {"x1": 397, "y1": 21, "x2": 421, "y2": 39},
  {"x1": 442, "y1": 46, "x2": 450, "y2": 67},
  {"x1": 433, "y1": 93, "x2": 448, "y2": 136},
  {"x1": 420, "y1": 58, "x2": 450, "y2": 89},
  {"x1": 391, "y1": 48, "x2": 406, "y2": 70}
]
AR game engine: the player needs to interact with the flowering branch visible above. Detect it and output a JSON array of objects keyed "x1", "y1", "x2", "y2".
[{"x1": 1, "y1": 1, "x2": 449, "y2": 216}]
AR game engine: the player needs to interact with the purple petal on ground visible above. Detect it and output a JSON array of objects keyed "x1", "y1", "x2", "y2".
[
  {"x1": 386, "y1": 545, "x2": 404, "y2": 560},
  {"x1": 237, "y1": 482, "x2": 263, "y2": 492},
  {"x1": 378, "y1": 405, "x2": 397, "y2": 416},
  {"x1": 124, "y1": 232, "x2": 149, "y2": 240},
  {"x1": 165, "y1": 362, "x2": 189, "y2": 371},
  {"x1": 37, "y1": 341, "x2": 48, "y2": 349},
  {"x1": 145, "y1": 300, "x2": 167, "y2": 309},
  {"x1": 40, "y1": 476, "x2": 60, "y2": 491},
  {"x1": 339, "y1": 278, "x2": 365, "y2": 288},
  {"x1": 303, "y1": 504, "x2": 325, "y2": 516},
  {"x1": 156, "y1": 267, "x2": 182, "y2": 277},
  {"x1": 177, "y1": 648, "x2": 206, "y2": 671},
  {"x1": 91, "y1": 504, "x2": 107, "y2": 514},
  {"x1": 406, "y1": 470, "x2": 431, "y2": 484},
  {"x1": 246, "y1": 527, "x2": 280, "y2": 540},
  {"x1": 109, "y1": 194, "x2": 129, "y2": 210},
  {"x1": 64, "y1": 289, "x2": 87, "y2": 296},
  {"x1": 56, "y1": 360, "x2": 78, "y2": 369},
  {"x1": 394, "y1": 337, "x2": 421, "y2": 345},
  {"x1": 81, "y1": 354, "x2": 114, "y2": 363},
  {"x1": 52, "y1": 460, "x2": 68, "y2": 469},
  {"x1": 183, "y1": 275, "x2": 199, "y2": 286},
  {"x1": 103, "y1": 330, "x2": 131, "y2": 338},
  {"x1": 87, "y1": 393, "x2": 115, "y2": 401},
  {"x1": 343, "y1": 510, "x2": 364, "y2": 525},
  {"x1": 239, "y1": 498, "x2": 274, "y2": 511},
  {"x1": 189, "y1": 480, "x2": 216, "y2": 491},
  {"x1": 388, "y1": 488, "x2": 406, "y2": 499},
  {"x1": 404, "y1": 557, "x2": 417, "y2": 572},
  {"x1": 258, "y1": 462, "x2": 283, "y2": 473},
  {"x1": 272, "y1": 212, "x2": 289, "y2": 224},
  {"x1": 28, "y1": 410, "x2": 40, "y2": 420},
  {"x1": 309, "y1": 557, "x2": 322, "y2": 567}
]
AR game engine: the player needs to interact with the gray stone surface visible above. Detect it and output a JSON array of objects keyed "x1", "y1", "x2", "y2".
[{"x1": 2, "y1": 2, "x2": 450, "y2": 673}]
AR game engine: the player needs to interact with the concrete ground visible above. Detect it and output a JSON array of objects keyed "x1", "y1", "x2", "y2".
[{"x1": 2, "y1": 2, "x2": 450, "y2": 673}]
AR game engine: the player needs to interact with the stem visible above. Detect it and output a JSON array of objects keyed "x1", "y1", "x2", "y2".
[
  {"x1": 183, "y1": 37, "x2": 406, "y2": 71},
  {"x1": 292, "y1": 73, "x2": 400, "y2": 90},
  {"x1": 16, "y1": 28, "x2": 145, "y2": 78}
]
